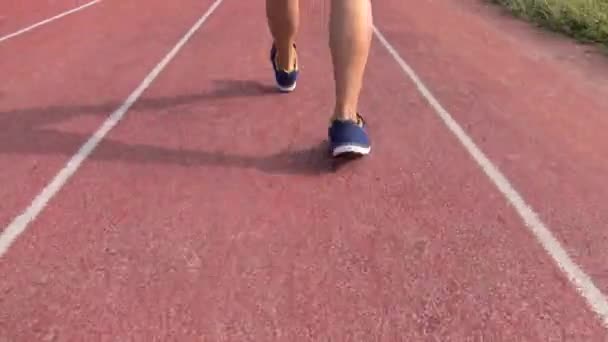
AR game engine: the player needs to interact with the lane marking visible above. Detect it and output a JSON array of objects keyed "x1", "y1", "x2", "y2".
[
  {"x1": 0, "y1": 0, "x2": 102, "y2": 43},
  {"x1": 0, "y1": 0, "x2": 225, "y2": 257},
  {"x1": 372, "y1": 26, "x2": 608, "y2": 327}
]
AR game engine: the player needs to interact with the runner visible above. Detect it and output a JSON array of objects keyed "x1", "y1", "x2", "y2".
[{"x1": 266, "y1": 0, "x2": 373, "y2": 157}]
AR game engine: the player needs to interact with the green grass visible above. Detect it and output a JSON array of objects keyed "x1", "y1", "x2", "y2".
[{"x1": 491, "y1": 0, "x2": 608, "y2": 46}]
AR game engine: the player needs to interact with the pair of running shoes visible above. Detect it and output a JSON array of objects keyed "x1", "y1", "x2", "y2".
[{"x1": 270, "y1": 44, "x2": 371, "y2": 158}]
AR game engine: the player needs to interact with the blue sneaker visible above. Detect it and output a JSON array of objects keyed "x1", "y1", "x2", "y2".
[
  {"x1": 328, "y1": 113, "x2": 371, "y2": 157},
  {"x1": 270, "y1": 43, "x2": 298, "y2": 92}
]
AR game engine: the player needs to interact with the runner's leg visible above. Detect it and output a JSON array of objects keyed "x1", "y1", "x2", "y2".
[
  {"x1": 266, "y1": 0, "x2": 299, "y2": 71},
  {"x1": 327, "y1": 0, "x2": 373, "y2": 157},
  {"x1": 329, "y1": 0, "x2": 372, "y2": 121}
]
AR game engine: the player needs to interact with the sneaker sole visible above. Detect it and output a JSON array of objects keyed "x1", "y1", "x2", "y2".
[
  {"x1": 331, "y1": 144, "x2": 371, "y2": 157},
  {"x1": 276, "y1": 81, "x2": 296, "y2": 93}
]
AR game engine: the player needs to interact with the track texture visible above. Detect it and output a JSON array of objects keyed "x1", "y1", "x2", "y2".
[{"x1": 1, "y1": 0, "x2": 607, "y2": 340}]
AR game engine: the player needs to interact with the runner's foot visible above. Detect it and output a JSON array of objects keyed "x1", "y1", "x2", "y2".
[
  {"x1": 328, "y1": 113, "x2": 371, "y2": 157},
  {"x1": 270, "y1": 43, "x2": 298, "y2": 92}
]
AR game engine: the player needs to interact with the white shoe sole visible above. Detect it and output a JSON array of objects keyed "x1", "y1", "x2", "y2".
[
  {"x1": 332, "y1": 144, "x2": 371, "y2": 157},
  {"x1": 276, "y1": 81, "x2": 296, "y2": 92}
]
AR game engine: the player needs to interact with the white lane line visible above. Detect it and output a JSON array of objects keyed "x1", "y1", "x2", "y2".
[
  {"x1": 0, "y1": 0, "x2": 225, "y2": 257},
  {"x1": 0, "y1": 0, "x2": 102, "y2": 43},
  {"x1": 372, "y1": 26, "x2": 608, "y2": 327}
]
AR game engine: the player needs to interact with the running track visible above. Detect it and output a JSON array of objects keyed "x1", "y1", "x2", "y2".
[{"x1": 2, "y1": 0, "x2": 608, "y2": 340}]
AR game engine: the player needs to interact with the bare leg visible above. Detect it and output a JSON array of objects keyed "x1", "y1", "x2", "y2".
[
  {"x1": 266, "y1": 0, "x2": 299, "y2": 71},
  {"x1": 329, "y1": 0, "x2": 373, "y2": 121}
]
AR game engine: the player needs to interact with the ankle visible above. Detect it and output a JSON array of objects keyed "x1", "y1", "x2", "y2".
[
  {"x1": 275, "y1": 43, "x2": 297, "y2": 71},
  {"x1": 332, "y1": 108, "x2": 359, "y2": 122}
]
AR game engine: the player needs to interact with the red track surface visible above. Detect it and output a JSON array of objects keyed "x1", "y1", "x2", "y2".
[
  {"x1": 0, "y1": 0, "x2": 89, "y2": 36},
  {"x1": 1, "y1": 0, "x2": 608, "y2": 340}
]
